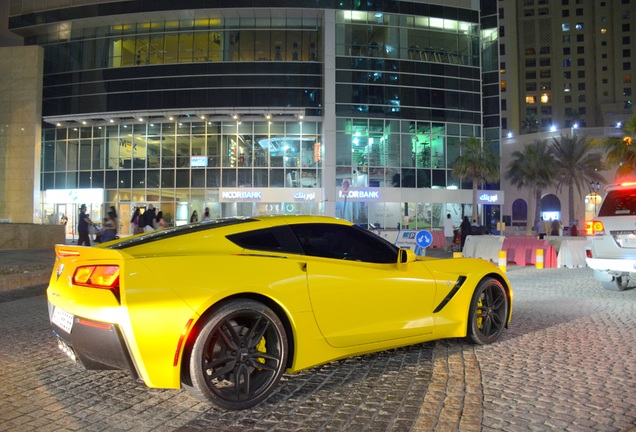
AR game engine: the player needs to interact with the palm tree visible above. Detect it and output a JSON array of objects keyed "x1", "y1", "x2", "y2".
[
  {"x1": 505, "y1": 139, "x2": 556, "y2": 235},
  {"x1": 521, "y1": 116, "x2": 539, "y2": 134},
  {"x1": 550, "y1": 134, "x2": 604, "y2": 226},
  {"x1": 604, "y1": 114, "x2": 636, "y2": 179},
  {"x1": 452, "y1": 136, "x2": 500, "y2": 223}
]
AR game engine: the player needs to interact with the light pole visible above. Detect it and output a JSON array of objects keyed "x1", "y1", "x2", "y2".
[{"x1": 590, "y1": 181, "x2": 601, "y2": 215}]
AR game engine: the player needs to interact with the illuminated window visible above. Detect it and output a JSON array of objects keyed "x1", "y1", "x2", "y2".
[
  {"x1": 601, "y1": 28, "x2": 607, "y2": 34},
  {"x1": 540, "y1": 93, "x2": 551, "y2": 103},
  {"x1": 564, "y1": 83, "x2": 572, "y2": 92},
  {"x1": 501, "y1": 80, "x2": 507, "y2": 91},
  {"x1": 526, "y1": 95, "x2": 537, "y2": 104}
]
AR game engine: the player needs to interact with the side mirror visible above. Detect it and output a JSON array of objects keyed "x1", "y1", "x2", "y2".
[{"x1": 397, "y1": 248, "x2": 416, "y2": 270}]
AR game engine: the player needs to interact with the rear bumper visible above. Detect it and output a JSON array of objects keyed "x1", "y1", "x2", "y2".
[
  {"x1": 586, "y1": 257, "x2": 636, "y2": 275},
  {"x1": 48, "y1": 302, "x2": 139, "y2": 379}
]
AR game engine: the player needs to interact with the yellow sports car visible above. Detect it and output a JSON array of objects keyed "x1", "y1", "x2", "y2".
[{"x1": 47, "y1": 215, "x2": 512, "y2": 410}]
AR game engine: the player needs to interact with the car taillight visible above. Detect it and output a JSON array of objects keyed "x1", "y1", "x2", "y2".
[
  {"x1": 585, "y1": 220, "x2": 605, "y2": 236},
  {"x1": 73, "y1": 265, "x2": 120, "y2": 299}
]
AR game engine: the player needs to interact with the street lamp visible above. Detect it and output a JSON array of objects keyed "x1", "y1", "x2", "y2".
[{"x1": 590, "y1": 181, "x2": 601, "y2": 215}]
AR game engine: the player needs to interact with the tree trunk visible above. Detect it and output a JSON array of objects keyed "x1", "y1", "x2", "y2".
[
  {"x1": 472, "y1": 180, "x2": 479, "y2": 223},
  {"x1": 568, "y1": 182, "x2": 575, "y2": 226},
  {"x1": 526, "y1": 188, "x2": 535, "y2": 235},
  {"x1": 534, "y1": 188, "x2": 542, "y2": 230}
]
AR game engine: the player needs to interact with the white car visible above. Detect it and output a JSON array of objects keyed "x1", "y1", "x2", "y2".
[{"x1": 585, "y1": 182, "x2": 636, "y2": 291}]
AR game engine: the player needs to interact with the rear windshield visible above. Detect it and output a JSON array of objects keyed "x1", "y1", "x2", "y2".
[
  {"x1": 598, "y1": 189, "x2": 636, "y2": 216},
  {"x1": 109, "y1": 217, "x2": 257, "y2": 249}
]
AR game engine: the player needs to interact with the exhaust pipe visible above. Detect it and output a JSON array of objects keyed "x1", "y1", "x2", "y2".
[{"x1": 57, "y1": 339, "x2": 77, "y2": 363}]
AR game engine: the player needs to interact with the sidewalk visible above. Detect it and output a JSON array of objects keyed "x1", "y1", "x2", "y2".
[{"x1": 0, "y1": 248, "x2": 55, "y2": 292}]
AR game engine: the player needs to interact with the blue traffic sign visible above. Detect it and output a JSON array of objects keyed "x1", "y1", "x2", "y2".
[{"x1": 415, "y1": 230, "x2": 433, "y2": 248}]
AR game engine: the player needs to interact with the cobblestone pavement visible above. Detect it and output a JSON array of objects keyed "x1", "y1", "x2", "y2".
[{"x1": 1, "y1": 265, "x2": 636, "y2": 431}]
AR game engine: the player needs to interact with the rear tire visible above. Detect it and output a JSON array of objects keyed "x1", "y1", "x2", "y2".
[
  {"x1": 185, "y1": 299, "x2": 288, "y2": 410},
  {"x1": 467, "y1": 277, "x2": 509, "y2": 345}
]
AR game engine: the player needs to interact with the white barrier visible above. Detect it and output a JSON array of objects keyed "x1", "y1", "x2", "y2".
[{"x1": 462, "y1": 235, "x2": 506, "y2": 263}]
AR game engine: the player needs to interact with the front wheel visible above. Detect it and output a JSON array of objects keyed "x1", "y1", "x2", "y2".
[
  {"x1": 185, "y1": 299, "x2": 288, "y2": 410},
  {"x1": 467, "y1": 277, "x2": 509, "y2": 345}
]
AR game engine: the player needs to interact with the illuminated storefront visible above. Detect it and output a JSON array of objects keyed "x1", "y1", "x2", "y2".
[{"x1": 8, "y1": 1, "x2": 502, "y2": 234}]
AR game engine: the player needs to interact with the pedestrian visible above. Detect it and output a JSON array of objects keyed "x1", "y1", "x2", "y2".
[
  {"x1": 144, "y1": 204, "x2": 157, "y2": 232},
  {"x1": 460, "y1": 216, "x2": 471, "y2": 250},
  {"x1": 443, "y1": 213, "x2": 455, "y2": 252},
  {"x1": 536, "y1": 217, "x2": 547, "y2": 239},
  {"x1": 202, "y1": 207, "x2": 211, "y2": 221},
  {"x1": 190, "y1": 210, "x2": 198, "y2": 223},
  {"x1": 550, "y1": 219, "x2": 561, "y2": 236},
  {"x1": 101, "y1": 206, "x2": 118, "y2": 242},
  {"x1": 156, "y1": 211, "x2": 166, "y2": 228},
  {"x1": 131, "y1": 207, "x2": 141, "y2": 234},
  {"x1": 77, "y1": 204, "x2": 94, "y2": 246}
]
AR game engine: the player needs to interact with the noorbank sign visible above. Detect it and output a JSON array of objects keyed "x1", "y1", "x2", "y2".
[
  {"x1": 222, "y1": 191, "x2": 263, "y2": 200},
  {"x1": 220, "y1": 189, "x2": 322, "y2": 202},
  {"x1": 478, "y1": 192, "x2": 500, "y2": 204},
  {"x1": 338, "y1": 190, "x2": 381, "y2": 200}
]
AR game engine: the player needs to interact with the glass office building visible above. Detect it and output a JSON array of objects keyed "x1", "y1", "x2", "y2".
[{"x1": 8, "y1": 0, "x2": 501, "y2": 235}]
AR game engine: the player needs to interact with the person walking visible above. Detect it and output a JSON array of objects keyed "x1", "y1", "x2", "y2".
[
  {"x1": 443, "y1": 213, "x2": 455, "y2": 252},
  {"x1": 77, "y1": 204, "x2": 94, "y2": 246},
  {"x1": 144, "y1": 204, "x2": 157, "y2": 232}
]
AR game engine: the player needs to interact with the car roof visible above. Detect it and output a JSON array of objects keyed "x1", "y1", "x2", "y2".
[
  {"x1": 604, "y1": 182, "x2": 636, "y2": 192},
  {"x1": 107, "y1": 215, "x2": 353, "y2": 250}
]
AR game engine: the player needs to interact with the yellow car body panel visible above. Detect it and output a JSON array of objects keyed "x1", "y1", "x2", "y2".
[
  {"x1": 46, "y1": 215, "x2": 513, "y2": 398},
  {"x1": 306, "y1": 258, "x2": 436, "y2": 347}
]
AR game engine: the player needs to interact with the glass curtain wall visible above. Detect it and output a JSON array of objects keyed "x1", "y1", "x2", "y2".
[
  {"x1": 43, "y1": 17, "x2": 322, "y2": 73},
  {"x1": 42, "y1": 118, "x2": 322, "y2": 225}
]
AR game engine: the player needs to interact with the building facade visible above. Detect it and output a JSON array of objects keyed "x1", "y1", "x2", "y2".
[
  {"x1": 5, "y1": 0, "x2": 502, "y2": 236},
  {"x1": 499, "y1": 0, "x2": 635, "y2": 136}
]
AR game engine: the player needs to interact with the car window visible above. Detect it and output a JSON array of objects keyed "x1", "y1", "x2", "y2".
[
  {"x1": 227, "y1": 226, "x2": 303, "y2": 254},
  {"x1": 598, "y1": 189, "x2": 636, "y2": 216},
  {"x1": 290, "y1": 223, "x2": 399, "y2": 263}
]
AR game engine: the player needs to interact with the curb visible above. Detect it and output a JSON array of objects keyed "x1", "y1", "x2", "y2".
[{"x1": 0, "y1": 269, "x2": 51, "y2": 292}]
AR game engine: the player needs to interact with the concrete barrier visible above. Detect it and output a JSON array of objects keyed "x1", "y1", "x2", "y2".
[{"x1": 0, "y1": 224, "x2": 65, "y2": 250}]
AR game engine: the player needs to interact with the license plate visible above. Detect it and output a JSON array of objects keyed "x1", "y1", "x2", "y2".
[
  {"x1": 616, "y1": 235, "x2": 636, "y2": 248},
  {"x1": 51, "y1": 307, "x2": 74, "y2": 334}
]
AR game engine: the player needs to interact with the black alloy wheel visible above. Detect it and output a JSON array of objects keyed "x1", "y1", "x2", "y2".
[
  {"x1": 467, "y1": 277, "x2": 509, "y2": 345},
  {"x1": 186, "y1": 299, "x2": 288, "y2": 410}
]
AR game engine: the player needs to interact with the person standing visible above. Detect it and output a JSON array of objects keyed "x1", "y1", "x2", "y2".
[
  {"x1": 190, "y1": 210, "x2": 198, "y2": 223},
  {"x1": 550, "y1": 219, "x2": 560, "y2": 236},
  {"x1": 144, "y1": 204, "x2": 157, "y2": 232},
  {"x1": 131, "y1": 207, "x2": 140, "y2": 234},
  {"x1": 101, "y1": 206, "x2": 118, "y2": 242},
  {"x1": 443, "y1": 213, "x2": 455, "y2": 252},
  {"x1": 77, "y1": 204, "x2": 94, "y2": 246},
  {"x1": 460, "y1": 216, "x2": 472, "y2": 250},
  {"x1": 536, "y1": 216, "x2": 547, "y2": 239},
  {"x1": 156, "y1": 211, "x2": 166, "y2": 228},
  {"x1": 202, "y1": 207, "x2": 211, "y2": 221}
]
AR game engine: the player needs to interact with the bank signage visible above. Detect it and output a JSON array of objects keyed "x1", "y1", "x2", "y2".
[
  {"x1": 478, "y1": 192, "x2": 500, "y2": 204},
  {"x1": 220, "y1": 189, "x2": 322, "y2": 202},
  {"x1": 221, "y1": 190, "x2": 263, "y2": 200},
  {"x1": 338, "y1": 189, "x2": 381, "y2": 200}
]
